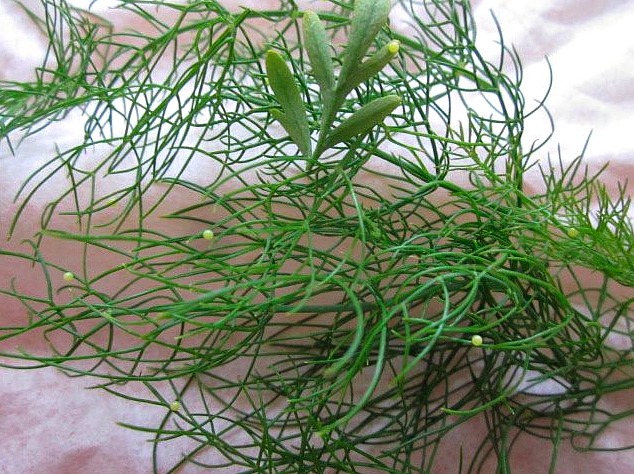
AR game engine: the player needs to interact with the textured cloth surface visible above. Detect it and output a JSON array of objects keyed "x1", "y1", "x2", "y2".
[{"x1": 1, "y1": 1, "x2": 633, "y2": 473}]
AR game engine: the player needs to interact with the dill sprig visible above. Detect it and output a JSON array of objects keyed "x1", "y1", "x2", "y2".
[{"x1": 1, "y1": 0, "x2": 633, "y2": 472}]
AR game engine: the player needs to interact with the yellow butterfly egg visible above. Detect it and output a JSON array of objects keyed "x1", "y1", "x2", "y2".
[
  {"x1": 387, "y1": 40, "x2": 400, "y2": 55},
  {"x1": 566, "y1": 228, "x2": 580, "y2": 238}
]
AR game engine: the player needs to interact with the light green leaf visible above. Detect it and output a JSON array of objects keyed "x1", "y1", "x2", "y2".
[
  {"x1": 339, "y1": 40, "x2": 400, "y2": 98},
  {"x1": 303, "y1": 11, "x2": 335, "y2": 101},
  {"x1": 324, "y1": 94, "x2": 401, "y2": 150},
  {"x1": 266, "y1": 50, "x2": 312, "y2": 157},
  {"x1": 270, "y1": 109, "x2": 312, "y2": 158},
  {"x1": 338, "y1": 0, "x2": 392, "y2": 88}
]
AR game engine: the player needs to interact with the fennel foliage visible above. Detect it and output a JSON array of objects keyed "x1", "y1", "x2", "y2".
[{"x1": 1, "y1": 0, "x2": 633, "y2": 472}]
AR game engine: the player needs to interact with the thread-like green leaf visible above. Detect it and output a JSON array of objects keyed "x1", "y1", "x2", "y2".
[
  {"x1": 338, "y1": 0, "x2": 391, "y2": 88},
  {"x1": 324, "y1": 94, "x2": 401, "y2": 150},
  {"x1": 303, "y1": 11, "x2": 335, "y2": 101},
  {"x1": 266, "y1": 50, "x2": 312, "y2": 157}
]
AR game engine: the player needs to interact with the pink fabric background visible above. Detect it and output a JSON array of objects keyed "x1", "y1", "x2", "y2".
[{"x1": 1, "y1": 0, "x2": 633, "y2": 472}]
